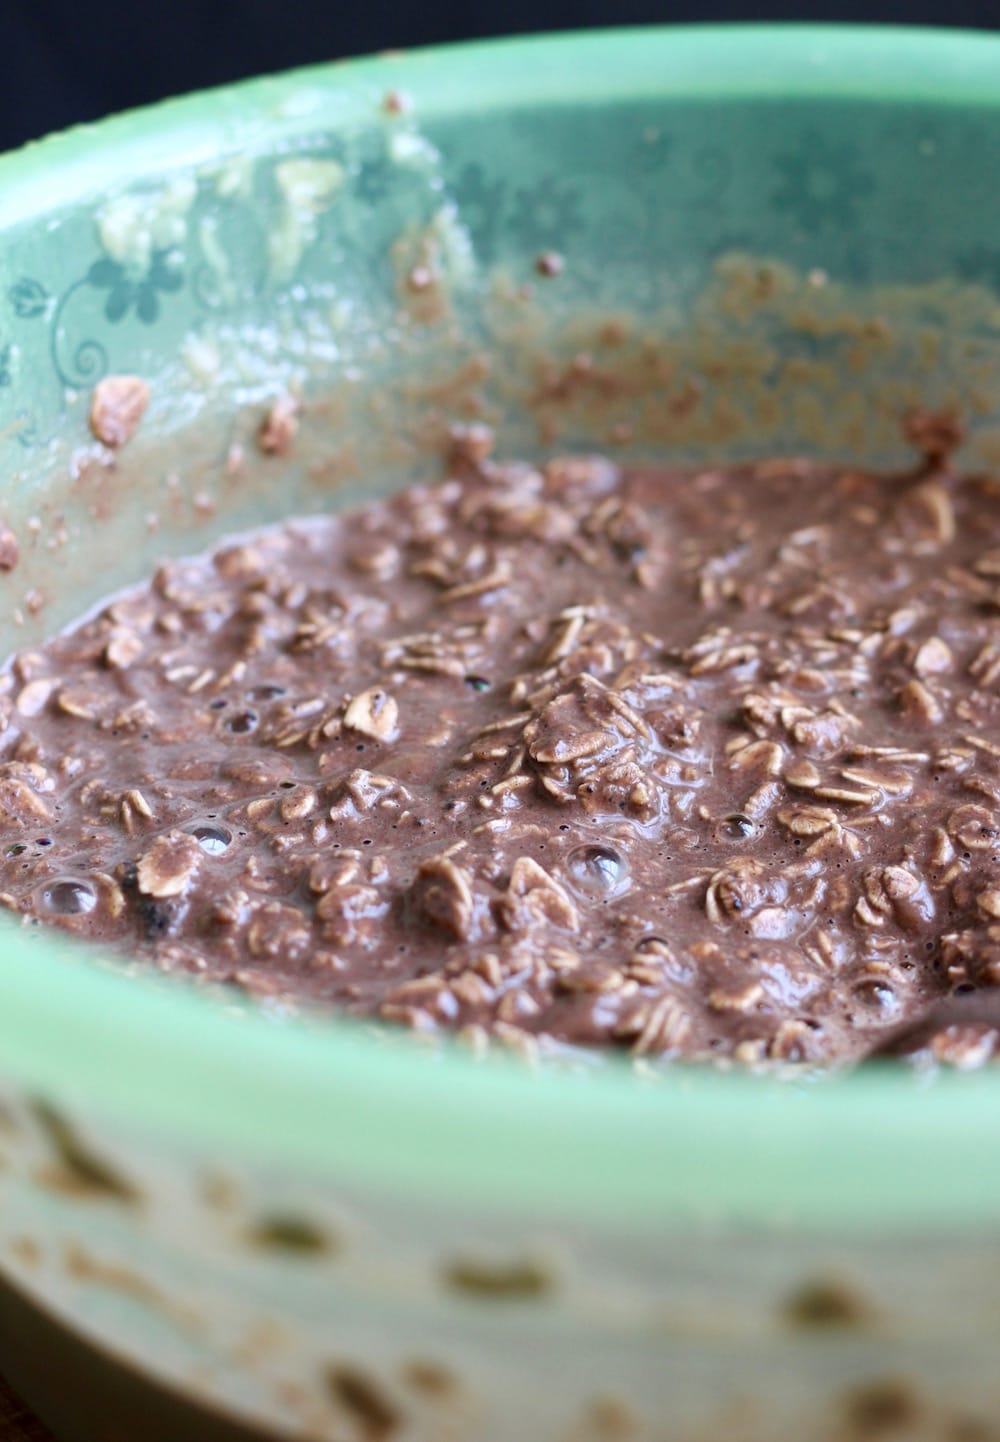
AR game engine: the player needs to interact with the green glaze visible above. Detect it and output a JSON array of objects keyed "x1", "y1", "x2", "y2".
[{"x1": 2, "y1": 26, "x2": 1000, "y2": 1230}]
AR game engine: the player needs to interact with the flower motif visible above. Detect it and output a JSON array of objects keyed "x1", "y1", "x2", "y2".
[
  {"x1": 709, "y1": 230, "x2": 756, "y2": 259},
  {"x1": 509, "y1": 177, "x2": 583, "y2": 252},
  {"x1": 956, "y1": 245, "x2": 1000, "y2": 295},
  {"x1": 629, "y1": 129, "x2": 673, "y2": 177},
  {"x1": 839, "y1": 242, "x2": 872, "y2": 285},
  {"x1": 8, "y1": 277, "x2": 49, "y2": 319},
  {"x1": 690, "y1": 145, "x2": 732, "y2": 207},
  {"x1": 15, "y1": 411, "x2": 37, "y2": 449},
  {"x1": 356, "y1": 157, "x2": 393, "y2": 207},
  {"x1": 772, "y1": 133, "x2": 875, "y2": 234},
  {"x1": 453, "y1": 163, "x2": 506, "y2": 262},
  {"x1": 86, "y1": 247, "x2": 183, "y2": 324},
  {"x1": 587, "y1": 179, "x2": 651, "y2": 267}
]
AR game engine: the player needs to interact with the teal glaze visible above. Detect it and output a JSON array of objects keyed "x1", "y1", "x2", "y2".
[{"x1": 1, "y1": 27, "x2": 1000, "y2": 1239}]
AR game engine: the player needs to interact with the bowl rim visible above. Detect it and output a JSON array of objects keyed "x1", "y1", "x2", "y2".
[
  {"x1": 4, "y1": 22, "x2": 1000, "y2": 1227},
  {"x1": 3, "y1": 22, "x2": 1000, "y2": 224}
]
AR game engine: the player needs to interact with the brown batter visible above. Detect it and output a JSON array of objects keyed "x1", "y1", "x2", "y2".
[{"x1": 3, "y1": 431, "x2": 1000, "y2": 1068}]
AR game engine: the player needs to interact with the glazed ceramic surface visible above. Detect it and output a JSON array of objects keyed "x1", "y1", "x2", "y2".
[{"x1": 2, "y1": 27, "x2": 1000, "y2": 1441}]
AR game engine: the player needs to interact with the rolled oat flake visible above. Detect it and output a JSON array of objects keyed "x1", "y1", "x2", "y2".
[{"x1": 3, "y1": 424, "x2": 1000, "y2": 1070}]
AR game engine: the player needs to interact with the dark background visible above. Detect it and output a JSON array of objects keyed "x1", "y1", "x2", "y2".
[{"x1": 3, "y1": 0, "x2": 1000, "y2": 154}]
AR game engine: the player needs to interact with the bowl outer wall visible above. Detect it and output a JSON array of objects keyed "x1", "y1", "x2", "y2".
[{"x1": 1, "y1": 25, "x2": 1000, "y2": 1230}]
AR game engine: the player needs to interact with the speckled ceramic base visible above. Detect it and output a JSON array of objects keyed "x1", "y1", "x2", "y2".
[
  {"x1": 0, "y1": 1276, "x2": 274, "y2": 1442},
  {"x1": 4, "y1": 26, "x2": 1000, "y2": 1442}
]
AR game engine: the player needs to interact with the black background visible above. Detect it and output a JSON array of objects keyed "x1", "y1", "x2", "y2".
[{"x1": 3, "y1": 0, "x2": 1000, "y2": 154}]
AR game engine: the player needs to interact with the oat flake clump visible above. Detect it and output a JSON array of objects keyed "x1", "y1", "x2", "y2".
[
  {"x1": 4, "y1": 433, "x2": 1000, "y2": 1070},
  {"x1": 0, "y1": 527, "x2": 19, "y2": 573},
  {"x1": 257, "y1": 396, "x2": 299, "y2": 456},
  {"x1": 89, "y1": 375, "x2": 150, "y2": 448}
]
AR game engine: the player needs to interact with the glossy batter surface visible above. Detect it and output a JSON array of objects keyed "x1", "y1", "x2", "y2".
[{"x1": 3, "y1": 438, "x2": 1000, "y2": 1067}]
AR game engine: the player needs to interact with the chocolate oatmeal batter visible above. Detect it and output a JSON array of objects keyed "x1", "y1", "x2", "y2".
[{"x1": 4, "y1": 431, "x2": 1000, "y2": 1068}]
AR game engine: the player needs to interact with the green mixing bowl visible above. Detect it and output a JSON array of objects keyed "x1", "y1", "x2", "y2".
[{"x1": 3, "y1": 24, "x2": 1000, "y2": 1441}]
